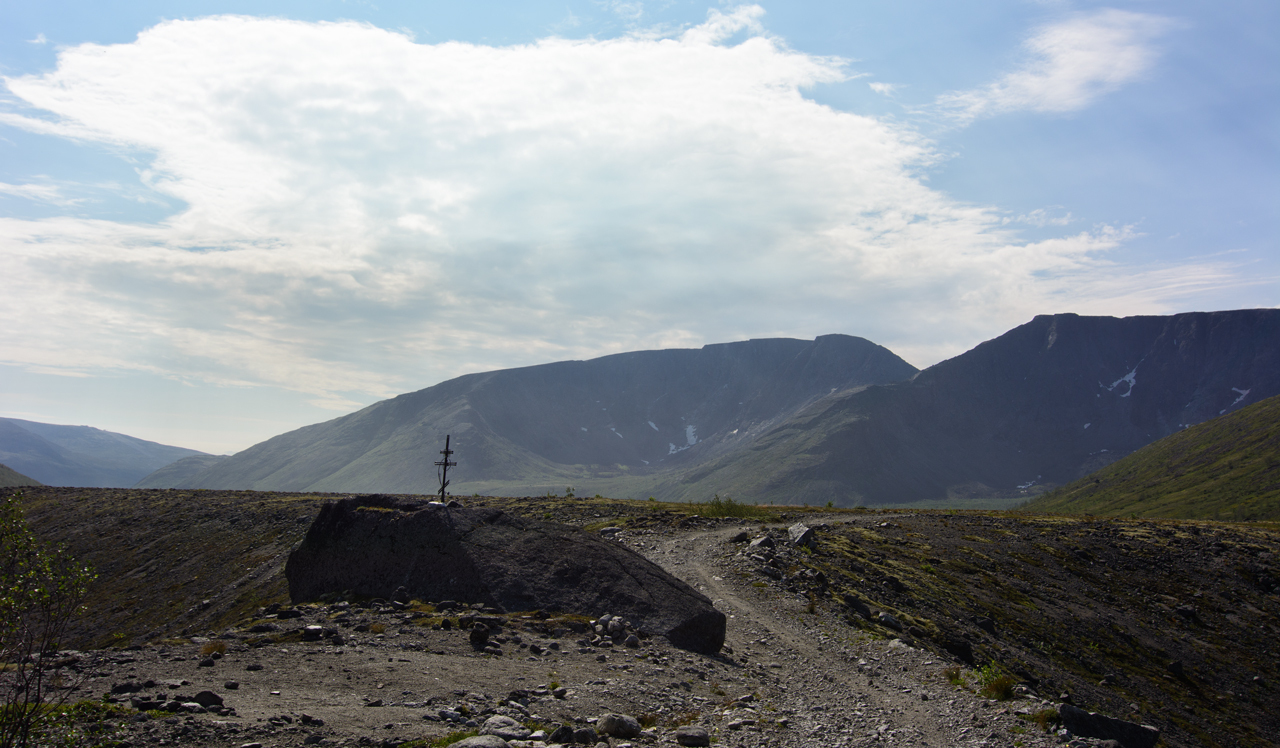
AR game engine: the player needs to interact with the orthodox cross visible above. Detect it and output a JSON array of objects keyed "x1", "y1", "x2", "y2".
[{"x1": 434, "y1": 434, "x2": 456, "y2": 501}]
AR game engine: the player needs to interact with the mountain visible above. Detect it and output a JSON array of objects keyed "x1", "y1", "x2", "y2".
[
  {"x1": 0, "y1": 463, "x2": 42, "y2": 488},
  {"x1": 133, "y1": 454, "x2": 229, "y2": 488},
  {"x1": 1022, "y1": 393, "x2": 1280, "y2": 521},
  {"x1": 0, "y1": 418, "x2": 207, "y2": 488},
  {"x1": 168, "y1": 335, "x2": 919, "y2": 494},
  {"x1": 665, "y1": 310, "x2": 1280, "y2": 505}
]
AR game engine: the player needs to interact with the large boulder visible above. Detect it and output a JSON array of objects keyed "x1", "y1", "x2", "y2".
[
  {"x1": 1059, "y1": 705, "x2": 1159, "y2": 748},
  {"x1": 285, "y1": 495, "x2": 725, "y2": 653}
]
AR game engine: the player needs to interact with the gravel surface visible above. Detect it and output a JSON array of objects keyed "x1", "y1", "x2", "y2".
[{"x1": 51, "y1": 515, "x2": 1142, "y2": 747}]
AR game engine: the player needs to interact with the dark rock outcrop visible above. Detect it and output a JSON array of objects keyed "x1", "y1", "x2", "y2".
[
  {"x1": 285, "y1": 495, "x2": 726, "y2": 653},
  {"x1": 1059, "y1": 704, "x2": 1159, "y2": 748}
]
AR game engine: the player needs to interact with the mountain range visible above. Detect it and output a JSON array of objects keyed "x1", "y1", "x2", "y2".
[
  {"x1": 0, "y1": 418, "x2": 206, "y2": 488},
  {"x1": 137, "y1": 308, "x2": 1280, "y2": 506}
]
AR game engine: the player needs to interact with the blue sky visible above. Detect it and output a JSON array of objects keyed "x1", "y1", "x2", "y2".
[{"x1": 1, "y1": 1, "x2": 1276, "y2": 454}]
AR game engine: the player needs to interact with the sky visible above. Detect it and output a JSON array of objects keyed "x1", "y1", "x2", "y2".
[{"x1": 1, "y1": 1, "x2": 1276, "y2": 455}]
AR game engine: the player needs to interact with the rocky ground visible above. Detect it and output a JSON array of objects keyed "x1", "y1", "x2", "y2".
[{"x1": 34, "y1": 508, "x2": 1243, "y2": 748}]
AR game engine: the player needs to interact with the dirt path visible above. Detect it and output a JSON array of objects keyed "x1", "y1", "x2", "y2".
[{"x1": 640, "y1": 519, "x2": 1064, "y2": 747}]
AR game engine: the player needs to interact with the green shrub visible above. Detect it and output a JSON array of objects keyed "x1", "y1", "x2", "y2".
[
  {"x1": 977, "y1": 662, "x2": 1017, "y2": 700},
  {"x1": 1, "y1": 493, "x2": 95, "y2": 748},
  {"x1": 695, "y1": 495, "x2": 769, "y2": 519}
]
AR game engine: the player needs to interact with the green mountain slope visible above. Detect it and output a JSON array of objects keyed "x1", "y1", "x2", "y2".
[
  {"x1": 0, "y1": 463, "x2": 42, "y2": 487},
  {"x1": 1023, "y1": 394, "x2": 1280, "y2": 520}
]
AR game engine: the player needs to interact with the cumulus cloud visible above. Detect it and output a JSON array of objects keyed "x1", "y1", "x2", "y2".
[
  {"x1": 934, "y1": 9, "x2": 1172, "y2": 124},
  {"x1": 0, "y1": 9, "x2": 1232, "y2": 410}
]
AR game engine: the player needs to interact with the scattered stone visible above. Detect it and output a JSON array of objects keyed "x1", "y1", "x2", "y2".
[
  {"x1": 480, "y1": 715, "x2": 531, "y2": 740},
  {"x1": 192, "y1": 691, "x2": 223, "y2": 708},
  {"x1": 675, "y1": 725, "x2": 711, "y2": 746},
  {"x1": 470, "y1": 623, "x2": 491, "y2": 648},
  {"x1": 748, "y1": 536, "x2": 775, "y2": 551},
  {"x1": 547, "y1": 724, "x2": 575, "y2": 743},
  {"x1": 224, "y1": 681, "x2": 239, "y2": 690},
  {"x1": 788, "y1": 524, "x2": 815, "y2": 548},
  {"x1": 571, "y1": 726, "x2": 598, "y2": 744},
  {"x1": 877, "y1": 612, "x2": 903, "y2": 631},
  {"x1": 730, "y1": 530, "x2": 751, "y2": 543},
  {"x1": 449, "y1": 736, "x2": 511, "y2": 748},
  {"x1": 597, "y1": 713, "x2": 642, "y2": 738}
]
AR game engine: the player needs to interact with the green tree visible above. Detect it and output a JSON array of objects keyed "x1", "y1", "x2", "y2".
[{"x1": 1, "y1": 492, "x2": 94, "y2": 748}]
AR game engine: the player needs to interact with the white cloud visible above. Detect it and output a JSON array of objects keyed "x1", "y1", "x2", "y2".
[
  {"x1": 934, "y1": 9, "x2": 1172, "y2": 124},
  {"x1": 27, "y1": 33, "x2": 47, "y2": 45},
  {"x1": 0, "y1": 181, "x2": 78, "y2": 205},
  {"x1": 869, "y1": 82, "x2": 897, "y2": 96},
  {"x1": 0, "y1": 9, "x2": 1235, "y2": 410}
]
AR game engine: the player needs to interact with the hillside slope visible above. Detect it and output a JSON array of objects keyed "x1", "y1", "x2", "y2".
[
  {"x1": 133, "y1": 454, "x2": 228, "y2": 488},
  {"x1": 0, "y1": 418, "x2": 206, "y2": 487},
  {"x1": 177, "y1": 335, "x2": 917, "y2": 494},
  {"x1": 0, "y1": 462, "x2": 41, "y2": 487},
  {"x1": 665, "y1": 310, "x2": 1280, "y2": 505},
  {"x1": 1023, "y1": 393, "x2": 1280, "y2": 520}
]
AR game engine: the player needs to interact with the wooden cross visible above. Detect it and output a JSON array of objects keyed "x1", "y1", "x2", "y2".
[{"x1": 434, "y1": 434, "x2": 456, "y2": 501}]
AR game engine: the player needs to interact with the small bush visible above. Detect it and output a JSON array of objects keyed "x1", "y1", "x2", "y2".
[
  {"x1": 695, "y1": 495, "x2": 769, "y2": 519},
  {"x1": 977, "y1": 662, "x2": 1016, "y2": 700},
  {"x1": 943, "y1": 666, "x2": 965, "y2": 686},
  {"x1": 369, "y1": 623, "x2": 386, "y2": 634},
  {"x1": 199, "y1": 641, "x2": 227, "y2": 656},
  {"x1": 1027, "y1": 708, "x2": 1061, "y2": 732},
  {"x1": 638, "y1": 713, "x2": 659, "y2": 728}
]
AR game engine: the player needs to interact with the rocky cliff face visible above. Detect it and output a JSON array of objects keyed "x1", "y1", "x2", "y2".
[
  {"x1": 676, "y1": 310, "x2": 1280, "y2": 504},
  {"x1": 285, "y1": 495, "x2": 726, "y2": 654}
]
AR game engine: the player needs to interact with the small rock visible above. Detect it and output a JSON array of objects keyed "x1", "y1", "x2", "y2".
[
  {"x1": 480, "y1": 715, "x2": 531, "y2": 740},
  {"x1": 597, "y1": 713, "x2": 642, "y2": 738},
  {"x1": 224, "y1": 681, "x2": 239, "y2": 690},
  {"x1": 730, "y1": 530, "x2": 751, "y2": 543},
  {"x1": 448, "y1": 736, "x2": 511, "y2": 748},
  {"x1": 547, "y1": 724, "x2": 575, "y2": 743},
  {"x1": 675, "y1": 725, "x2": 711, "y2": 746},
  {"x1": 571, "y1": 726, "x2": 598, "y2": 744},
  {"x1": 192, "y1": 691, "x2": 223, "y2": 708},
  {"x1": 788, "y1": 524, "x2": 815, "y2": 547},
  {"x1": 877, "y1": 612, "x2": 903, "y2": 631},
  {"x1": 624, "y1": 634, "x2": 640, "y2": 648},
  {"x1": 245, "y1": 664, "x2": 264, "y2": 672},
  {"x1": 748, "y1": 536, "x2": 775, "y2": 550}
]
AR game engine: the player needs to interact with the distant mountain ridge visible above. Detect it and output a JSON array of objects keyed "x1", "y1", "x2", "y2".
[
  {"x1": 160, "y1": 335, "x2": 918, "y2": 494},
  {"x1": 0, "y1": 418, "x2": 206, "y2": 488},
  {"x1": 663, "y1": 310, "x2": 1280, "y2": 505},
  {"x1": 139, "y1": 309, "x2": 1280, "y2": 507}
]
